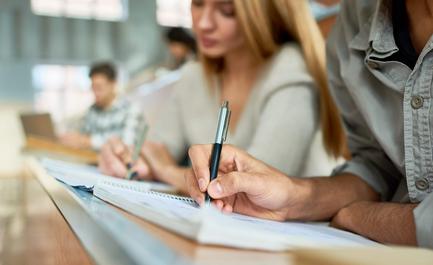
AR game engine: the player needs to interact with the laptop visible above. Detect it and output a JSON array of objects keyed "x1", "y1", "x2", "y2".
[{"x1": 20, "y1": 113, "x2": 57, "y2": 141}]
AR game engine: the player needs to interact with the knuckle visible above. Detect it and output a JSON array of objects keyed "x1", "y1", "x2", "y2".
[
  {"x1": 188, "y1": 145, "x2": 197, "y2": 157},
  {"x1": 225, "y1": 173, "x2": 238, "y2": 191}
]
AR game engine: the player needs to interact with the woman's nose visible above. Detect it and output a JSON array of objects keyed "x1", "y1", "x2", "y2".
[{"x1": 197, "y1": 7, "x2": 215, "y2": 32}]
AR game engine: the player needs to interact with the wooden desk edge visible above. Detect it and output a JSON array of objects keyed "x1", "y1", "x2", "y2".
[
  {"x1": 24, "y1": 157, "x2": 182, "y2": 265},
  {"x1": 24, "y1": 136, "x2": 98, "y2": 164}
]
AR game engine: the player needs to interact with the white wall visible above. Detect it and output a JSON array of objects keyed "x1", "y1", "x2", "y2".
[
  {"x1": 0, "y1": 0, "x2": 168, "y2": 177},
  {"x1": 0, "y1": 102, "x2": 31, "y2": 177}
]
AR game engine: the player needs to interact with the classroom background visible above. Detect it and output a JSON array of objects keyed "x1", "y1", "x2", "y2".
[{"x1": 0, "y1": 0, "x2": 339, "y2": 179}]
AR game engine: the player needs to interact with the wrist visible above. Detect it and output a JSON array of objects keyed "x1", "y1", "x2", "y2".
[
  {"x1": 283, "y1": 177, "x2": 314, "y2": 220},
  {"x1": 331, "y1": 203, "x2": 358, "y2": 232},
  {"x1": 154, "y1": 163, "x2": 174, "y2": 182}
]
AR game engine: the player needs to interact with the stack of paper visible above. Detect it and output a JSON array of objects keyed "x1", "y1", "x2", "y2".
[
  {"x1": 38, "y1": 158, "x2": 382, "y2": 251},
  {"x1": 94, "y1": 178, "x2": 380, "y2": 251}
]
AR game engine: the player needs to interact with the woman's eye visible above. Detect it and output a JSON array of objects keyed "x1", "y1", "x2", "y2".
[
  {"x1": 191, "y1": 0, "x2": 204, "y2": 7},
  {"x1": 219, "y1": 5, "x2": 235, "y2": 17}
]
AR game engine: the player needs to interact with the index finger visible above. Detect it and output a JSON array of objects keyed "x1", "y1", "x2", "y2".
[
  {"x1": 184, "y1": 168, "x2": 205, "y2": 205},
  {"x1": 188, "y1": 144, "x2": 213, "y2": 192},
  {"x1": 109, "y1": 137, "x2": 132, "y2": 166},
  {"x1": 99, "y1": 142, "x2": 129, "y2": 177}
]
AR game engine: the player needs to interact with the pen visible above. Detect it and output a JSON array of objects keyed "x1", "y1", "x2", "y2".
[
  {"x1": 126, "y1": 123, "x2": 149, "y2": 180},
  {"x1": 205, "y1": 101, "x2": 231, "y2": 204}
]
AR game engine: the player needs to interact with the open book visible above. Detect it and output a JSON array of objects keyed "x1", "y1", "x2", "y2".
[
  {"x1": 94, "y1": 178, "x2": 380, "y2": 251},
  {"x1": 40, "y1": 158, "x2": 173, "y2": 192}
]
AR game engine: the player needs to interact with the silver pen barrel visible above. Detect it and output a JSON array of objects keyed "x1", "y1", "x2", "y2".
[{"x1": 214, "y1": 101, "x2": 231, "y2": 144}]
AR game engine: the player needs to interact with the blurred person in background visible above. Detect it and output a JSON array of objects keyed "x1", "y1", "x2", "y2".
[
  {"x1": 126, "y1": 27, "x2": 197, "y2": 91},
  {"x1": 60, "y1": 62, "x2": 144, "y2": 151},
  {"x1": 165, "y1": 27, "x2": 197, "y2": 70}
]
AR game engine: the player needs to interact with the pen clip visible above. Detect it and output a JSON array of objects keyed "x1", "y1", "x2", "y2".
[{"x1": 222, "y1": 109, "x2": 231, "y2": 142}]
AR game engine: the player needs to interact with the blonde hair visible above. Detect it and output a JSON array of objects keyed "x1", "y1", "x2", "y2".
[{"x1": 199, "y1": 0, "x2": 345, "y2": 158}]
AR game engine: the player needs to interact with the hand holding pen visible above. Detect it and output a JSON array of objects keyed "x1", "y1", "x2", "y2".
[
  {"x1": 98, "y1": 125, "x2": 151, "y2": 180},
  {"x1": 126, "y1": 123, "x2": 149, "y2": 180}
]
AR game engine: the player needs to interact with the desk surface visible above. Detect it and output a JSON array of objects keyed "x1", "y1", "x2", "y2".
[
  {"x1": 23, "y1": 136, "x2": 98, "y2": 165},
  {"x1": 0, "y1": 175, "x2": 93, "y2": 265},
  {"x1": 1, "y1": 159, "x2": 294, "y2": 265},
  {"x1": 3, "y1": 158, "x2": 432, "y2": 265}
]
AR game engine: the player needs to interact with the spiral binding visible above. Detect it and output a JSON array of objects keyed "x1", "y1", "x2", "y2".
[{"x1": 100, "y1": 179, "x2": 197, "y2": 206}]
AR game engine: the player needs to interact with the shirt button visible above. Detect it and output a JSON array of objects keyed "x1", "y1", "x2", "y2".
[
  {"x1": 411, "y1": 95, "x2": 424, "y2": 109},
  {"x1": 367, "y1": 61, "x2": 380, "y2": 69},
  {"x1": 415, "y1": 178, "x2": 429, "y2": 191}
]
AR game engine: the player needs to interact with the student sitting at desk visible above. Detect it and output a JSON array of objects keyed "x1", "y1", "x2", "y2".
[
  {"x1": 60, "y1": 62, "x2": 144, "y2": 151},
  {"x1": 185, "y1": 0, "x2": 433, "y2": 249},
  {"x1": 99, "y1": 0, "x2": 345, "y2": 191}
]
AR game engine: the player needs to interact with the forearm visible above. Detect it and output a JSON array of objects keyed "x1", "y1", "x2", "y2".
[
  {"x1": 331, "y1": 201, "x2": 418, "y2": 245},
  {"x1": 141, "y1": 141, "x2": 186, "y2": 190},
  {"x1": 291, "y1": 173, "x2": 379, "y2": 221},
  {"x1": 157, "y1": 165, "x2": 189, "y2": 194}
]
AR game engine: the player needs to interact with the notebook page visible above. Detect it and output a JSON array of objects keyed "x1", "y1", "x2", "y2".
[
  {"x1": 41, "y1": 158, "x2": 103, "y2": 189},
  {"x1": 94, "y1": 178, "x2": 202, "y2": 239},
  {"x1": 96, "y1": 182, "x2": 293, "y2": 250},
  {"x1": 224, "y1": 214, "x2": 379, "y2": 247},
  {"x1": 96, "y1": 178, "x2": 198, "y2": 220},
  {"x1": 95, "y1": 180, "x2": 379, "y2": 250},
  {"x1": 41, "y1": 158, "x2": 173, "y2": 192}
]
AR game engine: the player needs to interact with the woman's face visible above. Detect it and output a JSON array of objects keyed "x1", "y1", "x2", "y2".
[{"x1": 191, "y1": 0, "x2": 245, "y2": 58}]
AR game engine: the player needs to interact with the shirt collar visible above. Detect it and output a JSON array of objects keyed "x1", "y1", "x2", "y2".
[
  {"x1": 349, "y1": 0, "x2": 398, "y2": 55},
  {"x1": 92, "y1": 97, "x2": 121, "y2": 112}
]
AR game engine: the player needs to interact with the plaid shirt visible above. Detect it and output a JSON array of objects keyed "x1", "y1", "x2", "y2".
[{"x1": 80, "y1": 99, "x2": 144, "y2": 150}]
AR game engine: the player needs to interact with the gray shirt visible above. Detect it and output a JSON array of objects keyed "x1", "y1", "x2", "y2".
[
  {"x1": 327, "y1": 0, "x2": 433, "y2": 248},
  {"x1": 148, "y1": 44, "x2": 339, "y2": 177}
]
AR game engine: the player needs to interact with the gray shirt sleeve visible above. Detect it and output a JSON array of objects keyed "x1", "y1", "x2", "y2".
[
  {"x1": 147, "y1": 89, "x2": 188, "y2": 163},
  {"x1": 247, "y1": 85, "x2": 318, "y2": 176},
  {"x1": 326, "y1": 2, "x2": 401, "y2": 200}
]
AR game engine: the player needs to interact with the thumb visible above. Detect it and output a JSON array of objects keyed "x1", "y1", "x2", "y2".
[
  {"x1": 207, "y1": 172, "x2": 265, "y2": 199},
  {"x1": 132, "y1": 158, "x2": 152, "y2": 180}
]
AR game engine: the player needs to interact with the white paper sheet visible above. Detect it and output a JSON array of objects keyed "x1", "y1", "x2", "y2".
[
  {"x1": 40, "y1": 158, "x2": 173, "y2": 192},
  {"x1": 95, "y1": 179, "x2": 381, "y2": 250}
]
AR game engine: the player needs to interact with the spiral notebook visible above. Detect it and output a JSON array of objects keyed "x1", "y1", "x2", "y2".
[
  {"x1": 40, "y1": 158, "x2": 173, "y2": 192},
  {"x1": 94, "y1": 178, "x2": 380, "y2": 251}
]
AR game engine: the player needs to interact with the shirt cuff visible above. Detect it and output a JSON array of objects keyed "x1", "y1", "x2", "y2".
[
  {"x1": 414, "y1": 192, "x2": 433, "y2": 248},
  {"x1": 331, "y1": 157, "x2": 391, "y2": 200}
]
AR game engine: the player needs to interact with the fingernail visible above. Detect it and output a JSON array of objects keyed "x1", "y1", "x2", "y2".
[
  {"x1": 198, "y1": 178, "x2": 206, "y2": 191},
  {"x1": 214, "y1": 181, "x2": 223, "y2": 195}
]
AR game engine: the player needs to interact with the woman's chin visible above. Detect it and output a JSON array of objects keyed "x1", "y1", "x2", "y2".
[{"x1": 199, "y1": 48, "x2": 225, "y2": 59}]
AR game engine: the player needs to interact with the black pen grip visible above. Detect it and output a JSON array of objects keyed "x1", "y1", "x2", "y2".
[{"x1": 205, "y1": 143, "x2": 222, "y2": 202}]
